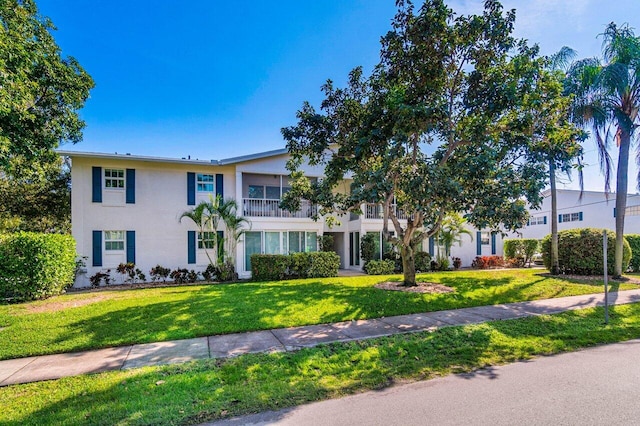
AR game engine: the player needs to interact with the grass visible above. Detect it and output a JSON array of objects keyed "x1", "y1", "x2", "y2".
[
  {"x1": 2, "y1": 304, "x2": 640, "y2": 425},
  {"x1": 0, "y1": 268, "x2": 636, "y2": 360}
]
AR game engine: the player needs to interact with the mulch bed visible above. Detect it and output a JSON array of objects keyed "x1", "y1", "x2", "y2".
[{"x1": 375, "y1": 281, "x2": 454, "y2": 294}]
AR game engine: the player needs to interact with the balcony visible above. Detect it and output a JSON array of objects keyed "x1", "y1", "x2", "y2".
[
  {"x1": 364, "y1": 203, "x2": 410, "y2": 220},
  {"x1": 243, "y1": 199, "x2": 318, "y2": 218}
]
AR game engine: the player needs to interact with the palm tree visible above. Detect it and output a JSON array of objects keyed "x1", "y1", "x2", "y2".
[
  {"x1": 214, "y1": 197, "x2": 251, "y2": 267},
  {"x1": 566, "y1": 23, "x2": 640, "y2": 277},
  {"x1": 543, "y1": 47, "x2": 585, "y2": 275},
  {"x1": 179, "y1": 202, "x2": 216, "y2": 267},
  {"x1": 436, "y1": 213, "x2": 473, "y2": 259}
]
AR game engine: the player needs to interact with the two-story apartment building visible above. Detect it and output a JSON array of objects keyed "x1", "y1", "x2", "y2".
[{"x1": 62, "y1": 148, "x2": 499, "y2": 287}]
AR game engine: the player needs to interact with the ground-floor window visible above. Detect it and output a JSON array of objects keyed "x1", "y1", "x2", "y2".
[
  {"x1": 245, "y1": 230, "x2": 318, "y2": 271},
  {"x1": 104, "y1": 230, "x2": 125, "y2": 251},
  {"x1": 366, "y1": 231, "x2": 395, "y2": 260}
]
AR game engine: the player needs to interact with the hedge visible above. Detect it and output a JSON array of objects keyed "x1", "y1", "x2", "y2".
[
  {"x1": 365, "y1": 259, "x2": 395, "y2": 275},
  {"x1": 541, "y1": 228, "x2": 631, "y2": 275},
  {"x1": 251, "y1": 252, "x2": 340, "y2": 281},
  {"x1": 626, "y1": 234, "x2": 640, "y2": 272},
  {"x1": 503, "y1": 238, "x2": 539, "y2": 266},
  {"x1": 0, "y1": 232, "x2": 76, "y2": 302}
]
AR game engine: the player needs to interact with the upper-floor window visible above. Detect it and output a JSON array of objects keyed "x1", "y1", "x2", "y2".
[
  {"x1": 248, "y1": 185, "x2": 290, "y2": 200},
  {"x1": 529, "y1": 216, "x2": 546, "y2": 226},
  {"x1": 104, "y1": 169, "x2": 124, "y2": 189},
  {"x1": 104, "y1": 230, "x2": 125, "y2": 251},
  {"x1": 197, "y1": 174, "x2": 214, "y2": 192},
  {"x1": 560, "y1": 212, "x2": 582, "y2": 223}
]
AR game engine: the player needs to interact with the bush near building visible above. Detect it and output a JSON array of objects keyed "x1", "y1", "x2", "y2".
[
  {"x1": 625, "y1": 234, "x2": 640, "y2": 272},
  {"x1": 541, "y1": 228, "x2": 631, "y2": 275},
  {"x1": 251, "y1": 252, "x2": 340, "y2": 281},
  {"x1": 503, "y1": 238, "x2": 539, "y2": 266},
  {"x1": 0, "y1": 232, "x2": 76, "y2": 301}
]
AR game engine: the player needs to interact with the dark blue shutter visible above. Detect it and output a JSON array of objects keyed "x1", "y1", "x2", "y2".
[
  {"x1": 429, "y1": 237, "x2": 435, "y2": 256},
  {"x1": 614, "y1": 208, "x2": 617, "y2": 218},
  {"x1": 187, "y1": 231, "x2": 196, "y2": 264},
  {"x1": 354, "y1": 232, "x2": 360, "y2": 266},
  {"x1": 558, "y1": 214, "x2": 563, "y2": 223},
  {"x1": 217, "y1": 230, "x2": 224, "y2": 261},
  {"x1": 216, "y1": 174, "x2": 224, "y2": 198},
  {"x1": 92, "y1": 167, "x2": 102, "y2": 203},
  {"x1": 126, "y1": 231, "x2": 136, "y2": 264},
  {"x1": 579, "y1": 212, "x2": 583, "y2": 221},
  {"x1": 126, "y1": 169, "x2": 135, "y2": 204},
  {"x1": 187, "y1": 172, "x2": 196, "y2": 205},
  {"x1": 349, "y1": 233, "x2": 354, "y2": 265},
  {"x1": 491, "y1": 233, "x2": 496, "y2": 255},
  {"x1": 476, "y1": 231, "x2": 482, "y2": 256},
  {"x1": 543, "y1": 216, "x2": 547, "y2": 225},
  {"x1": 92, "y1": 230, "x2": 102, "y2": 266}
]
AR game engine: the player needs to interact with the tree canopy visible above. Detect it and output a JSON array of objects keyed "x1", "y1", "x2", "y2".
[
  {"x1": 0, "y1": 0, "x2": 94, "y2": 175},
  {"x1": 282, "y1": 0, "x2": 555, "y2": 285}
]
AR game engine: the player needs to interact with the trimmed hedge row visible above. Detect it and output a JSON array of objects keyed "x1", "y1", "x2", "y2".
[
  {"x1": 626, "y1": 234, "x2": 640, "y2": 272},
  {"x1": 503, "y1": 238, "x2": 539, "y2": 266},
  {"x1": 251, "y1": 252, "x2": 340, "y2": 281},
  {"x1": 541, "y1": 228, "x2": 631, "y2": 275},
  {"x1": 365, "y1": 259, "x2": 395, "y2": 275},
  {"x1": 0, "y1": 232, "x2": 76, "y2": 302}
]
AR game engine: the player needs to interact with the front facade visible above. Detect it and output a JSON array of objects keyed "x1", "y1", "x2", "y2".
[{"x1": 64, "y1": 148, "x2": 500, "y2": 287}]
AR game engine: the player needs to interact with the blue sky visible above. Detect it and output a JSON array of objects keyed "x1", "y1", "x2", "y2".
[{"x1": 41, "y1": 1, "x2": 640, "y2": 191}]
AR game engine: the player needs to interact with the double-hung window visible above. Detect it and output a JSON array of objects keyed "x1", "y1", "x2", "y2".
[
  {"x1": 198, "y1": 231, "x2": 216, "y2": 249},
  {"x1": 480, "y1": 232, "x2": 491, "y2": 245},
  {"x1": 104, "y1": 169, "x2": 124, "y2": 189},
  {"x1": 560, "y1": 212, "x2": 582, "y2": 223},
  {"x1": 529, "y1": 216, "x2": 546, "y2": 226},
  {"x1": 104, "y1": 231, "x2": 125, "y2": 251},
  {"x1": 197, "y1": 174, "x2": 214, "y2": 192}
]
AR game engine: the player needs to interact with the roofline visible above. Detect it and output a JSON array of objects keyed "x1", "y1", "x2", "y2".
[
  {"x1": 57, "y1": 147, "x2": 291, "y2": 166},
  {"x1": 541, "y1": 188, "x2": 640, "y2": 197},
  {"x1": 217, "y1": 148, "x2": 289, "y2": 165}
]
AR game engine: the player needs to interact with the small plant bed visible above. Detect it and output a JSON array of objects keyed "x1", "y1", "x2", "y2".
[{"x1": 374, "y1": 281, "x2": 454, "y2": 293}]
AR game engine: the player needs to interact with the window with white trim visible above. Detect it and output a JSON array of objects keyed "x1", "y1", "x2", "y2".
[
  {"x1": 198, "y1": 231, "x2": 216, "y2": 249},
  {"x1": 529, "y1": 216, "x2": 546, "y2": 226},
  {"x1": 561, "y1": 212, "x2": 582, "y2": 222},
  {"x1": 104, "y1": 231, "x2": 125, "y2": 251},
  {"x1": 480, "y1": 232, "x2": 491, "y2": 245},
  {"x1": 104, "y1": 169, "x2": 124, "y2": 189},
  {"x1": 197, "y1": 174, "x2": 214, "y2": 192}
]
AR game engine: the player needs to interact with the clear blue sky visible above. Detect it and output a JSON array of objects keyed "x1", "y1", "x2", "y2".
[{"x1": 41, "y1": 0, "x2": 640, "y2": 191}]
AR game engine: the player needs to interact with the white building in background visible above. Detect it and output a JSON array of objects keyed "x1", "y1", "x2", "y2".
[
  {"x1": 512, "y1": 189, "x2": 640, "y2": 240},
  {"x1": 61, "y1": 148, "x2": 499, "y2": 287}
]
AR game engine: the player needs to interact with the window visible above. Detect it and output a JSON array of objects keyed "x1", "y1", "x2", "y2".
[
  {"x1": 245, "y1": 231, "x2": 262, "y2": 271},
  {"x1": 197, "y1": 174, "x2": 214, "y2": 192},
  {"x1": 266, "y1": 186, "x2": 280, "y2": 200},
  {"x1": 248, "y1": 185, "x2": 264, "y2": 199},
  {"x1": 244, "y1": 231, "x2": 318, "y2": 270},
  {"x1": 626, "y1": 205, "x2": 640, "y2": 216},
  {"x1": 560, "y1": 212, "x2": 582, "y2": 223},
  {"x1": 198, "y1": 231, "x2": 216, "y2": 249},
  {"x1": 104, "y1": 169, "x2": 124, "y2": 189},
  {"x1": 480, "y1": 232, "x2": 491, "y2": 245},
  {"x1": 529, "y1": 216, "x2": 546, "y2": 226},
  {"x1": 104, "y1": 231, "x2": 125, "y2": 250}
]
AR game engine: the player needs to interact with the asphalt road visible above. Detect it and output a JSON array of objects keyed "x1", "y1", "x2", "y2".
[{"x1": 209, "y1": 338, "x2": 640, "y2": 426}]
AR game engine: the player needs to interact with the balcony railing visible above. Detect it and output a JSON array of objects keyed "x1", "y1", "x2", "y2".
[
  {"x1": 364, "y1": 203, "x2": 410, "y2": 220},
  {"x1": 243, "y1": 198, "x2": 317, "y2": 218}
]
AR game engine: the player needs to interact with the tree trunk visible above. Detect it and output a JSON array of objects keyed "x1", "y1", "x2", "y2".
[
  {"x1": 549, "y1": 159, "x2": 560, "y2": 275},
  {"x1": 401, "y1": 245, "x2": 417, "y2": 286},
  {"x1": 614, "y1": 130, "x2": 631, "y2": 278}
]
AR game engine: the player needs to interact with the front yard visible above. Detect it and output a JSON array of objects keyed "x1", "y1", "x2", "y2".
[{"x1": 0, "y1": 269, "x2": 636, "y2": 360}]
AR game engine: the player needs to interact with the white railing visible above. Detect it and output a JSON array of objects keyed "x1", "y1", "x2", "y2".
[
  {"x1": 364, "y1": 203, "x2": 410, "y2": 220},
  {"x1": 242, "y1": 199, "x2": 317, "y2": 218}
]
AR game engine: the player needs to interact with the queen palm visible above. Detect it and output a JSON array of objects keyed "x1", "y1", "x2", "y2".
[
  {"x1": 436, "y1": 213, "x2": 472, "y2": 258},
  {"x1": 179, "y1": 201, "x2": 217, "y2": 267},
  {"x1": 566, "y1": 23, "x2": 640, "y2": 277}
]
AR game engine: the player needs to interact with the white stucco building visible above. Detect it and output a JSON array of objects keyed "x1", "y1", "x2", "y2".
[{"x1": 61, "y1": 148, "x2": 500, "y2": 287}]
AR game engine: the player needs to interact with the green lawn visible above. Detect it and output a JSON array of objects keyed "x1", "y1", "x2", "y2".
[
  {"x1": 0, "y1": 269, "x2": 635, "y2": 360},
  {"x1": 2, "y1": 304, "x2": 640, "y2": 426}
]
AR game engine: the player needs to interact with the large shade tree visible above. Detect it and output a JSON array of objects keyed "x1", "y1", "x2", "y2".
[
  {"x1": 0, "y1": 0, "x2": 94, "y2": 175},
  {"x1": 282, "y1": 0, "x2": 551, "y2": 286},
  {"x1": 566, "y1": 23, "x2": 640, "y2": 277}
]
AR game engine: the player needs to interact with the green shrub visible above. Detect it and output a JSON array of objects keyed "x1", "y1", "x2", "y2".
[
  {"x1": 415, "y1": 251, "x2": 431, "y2": 272},
  {"x1": 360, "y1": 233, "x2": 376, "y2": 264},
  {"x1": 290, "y1": 252, "x2": 312, "y2": 278},
  {"x1": 626, "y1": 234, "x2": 640, "y2": 272},
  {"x1": 319, "y1": 234, "x2": 334, "y2": 252},
  {"x1": 307, "y1": 252, "x2": 340, "y2": 278},
  {"x1": 0, "y1": 232, "x2": 76, "y2": 301},
  {"x1": 503, "y1": 238, "x2": 539, "y2": 266},
  {"x1": 541, "y1": 228, "x2": 631, "y2": 275},
  {"x1": 251, "y1": 254, "x2": 289, "y2": 281},
  {"x1": 365, "y1": 259, "x2": 395, "y2": 275}
]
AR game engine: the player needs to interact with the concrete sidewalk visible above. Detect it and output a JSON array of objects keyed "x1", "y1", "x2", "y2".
[{"x1": 2, "y1": 289, "x2": 639, "y2": 387}]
